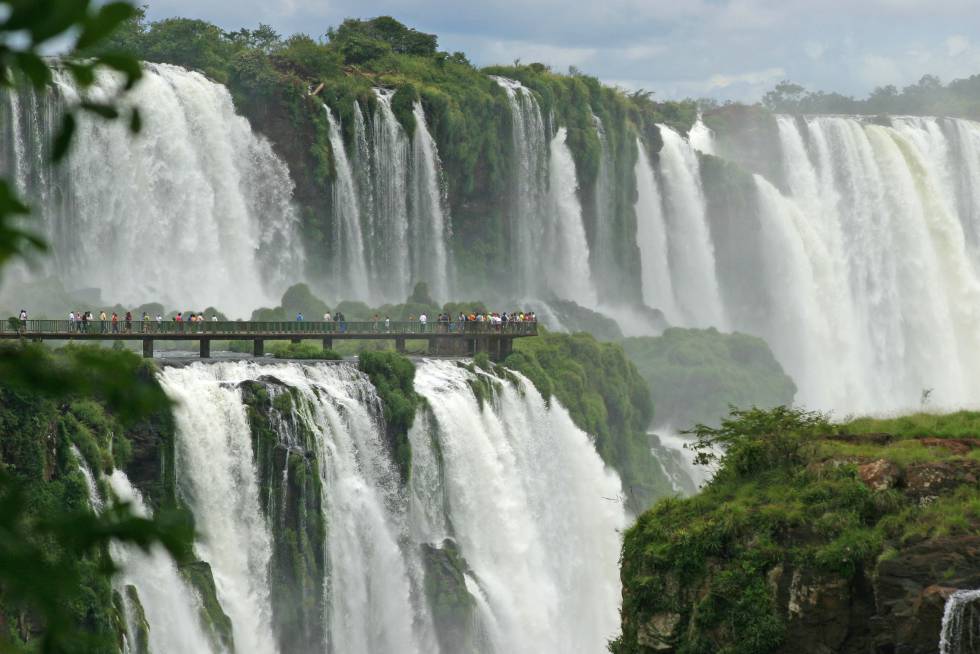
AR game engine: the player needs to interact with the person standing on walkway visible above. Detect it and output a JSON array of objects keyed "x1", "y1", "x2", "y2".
[
  {"x1": 296, "y1": 312, "x2": 304, "y2": 322},
  {"x1": 125, "y1": 311, "x2": 132, "y2": 333},
  {"x1": 68, "y1": 311, "x2": 76, "y2": 333},
  {"x1": 111, "y1": 312, "x2": 119, "y2": 334},
  {"x1": 99, "y1": 310, "x2": 107, "y2": 333},
  {"x1": 19, "y1": 309, "x2": 27, "y2": 333}
]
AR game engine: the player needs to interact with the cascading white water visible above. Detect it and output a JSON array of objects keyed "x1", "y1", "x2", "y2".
[
  {"x1": 688, "y1": 116, "x2": 716, "y2": 155},
  {"x1": 592, "y1": 115, "x2": 616, "y2": 286},
  {"x1": 655, "y1": 125, "x2": 727, "y2": 328},
  {"x1": 0, "y1": 63, "x2": 303, "y2": 316},
  {"x1": 106, "y1": 471, "x2": 223, "y2": 654},
  {"x1": 409, "y1": 100, "x2": 452, "y2": 300},
  {"x1": 634, "y1": 139, "x2": 680, "y2": 323},
  {"x1": 761, "y1": 115, "x2": 980, "y2": 412},
  {"x1": 545, "y1": 127, "x2": 596, "y2": 304},
  {"x1": 648, "y1": 430, "x2": 715, "y2": 496},
  {"x1": 72, "y1": 448, "x2": 218, "y2": 653},
  {"x1": 641, "y1": 113, "x2": 980, "y2": 414},
  {"x1": 492, "y1": 76, "x2": 548, "y2": 296},
  {"x1": 939, "y1": 589, "x2": 980, "y2": 654},
  {"x1": 158, "y1": 366, "x2": 279, "y2": 654},
  {"x1": 142, "y1": 359, "x2": 625, "y2": 654},
  {"x1": 324, "y1": 105, "x2": 369, "y2": 300},
  {"x1": 411, "y1": 360, "x2": 626, "y2": 653},
  {"x1": 367, "y1": 89, "x2": 411, "y2": 303}
]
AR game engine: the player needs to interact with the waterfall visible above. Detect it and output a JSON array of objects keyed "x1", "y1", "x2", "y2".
[
  {"x1": 545, "y1": 127, "x2": 596, "y2": 305},
  {"x1": 411, "y1": 360, "x2": 625, "y2": 653},
  {"x1": 139, "y1": 359, "x2": 625, "y2": 654},
  {"x1": 324, "y1": 105, "x2": 369, "y2": 300},
  {"x1": 591, "y1": 115, "x2": 615, "y2": 290},
  {"x1": 72, "y1": 448, "x2": 218, "y2": 653},
  {"x1": 648, "y1": 430, "x2": 715, "y2": 496},
  {"x1": 106, "y1": 471, "x2": 224, "y2": 654},
  {"x1": 655, "y1": 124, "x2": 727, "y2": 328},
  {"x1": 939, "y1": 589, "x2": 980, "y2": 654},
  {"x1": 0, "y1": 63, "x2": 302, "y2": 316},
  {"x1": 409, "y1": 100, "x2": 452, "y2": 300},
  {"x1": 688, "y1": 116, "x2": 716, "y2": 155},
  {"x1": 492, "y1": 76, "x2": 548, "y2": 297},
  {"x1": 367, "y1": 89, "x2": 411, "y2": 303},
  {"x1": 159, "y1": 366, "x2": 279, "y2": 654},
  {"x1": 634, "y1": 139, "x2": 679, "y2": 322},
  {"x1": 639, "y1": 112, "x2": 980, "y2": 413}
]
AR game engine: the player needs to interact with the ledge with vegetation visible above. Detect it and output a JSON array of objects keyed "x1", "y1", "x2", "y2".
[{"x1": 613, "y1": 407, "x2": 980, "y2": 654}]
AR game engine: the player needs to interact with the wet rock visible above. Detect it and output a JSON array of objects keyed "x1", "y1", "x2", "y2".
[
  {"x1": 919, "y1": 438, "x2": 980, "y2": 456},
  {"x1": 637, "y1": 612, "x2": 680, "y2": 651},
  {"x1": 905, "y1": 461, "x2": 980, "y2": 502}
]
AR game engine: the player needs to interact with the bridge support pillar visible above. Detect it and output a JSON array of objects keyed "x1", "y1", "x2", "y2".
[
  {"x1": 253, "y1": 339, "x2": 264, "y2": 357},
  {"x1": 395, "y1": 337, "x2": 406, "y2": 354},
  {"x1": 200, "y1": 339, "x2": 211, "y2": 359},
  {"x1": 322, "y1": 337, "x2": 333, "y2": 351},
  {"x1": 498, "y1": 337, "x2": 513, "y2": 361},
  {"x1": 142, "y1": 338, "x2": 153, "y2": 359}
]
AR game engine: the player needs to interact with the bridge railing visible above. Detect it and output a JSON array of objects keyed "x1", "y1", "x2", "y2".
[{"x1": 2, "y1": 319, "x2": 538, "y2": 337}]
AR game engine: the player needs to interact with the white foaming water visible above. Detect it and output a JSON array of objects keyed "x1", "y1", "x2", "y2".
[
  {"x1": 368, "y1": 89, "x2": 411, "y2": 302},
  {"x1": 409, "y1": 100, "x2": 453, "y2": 300},
  {"x1": 688, "y1": 116, "x2": 715, "y2": 155},
  {"x1": 146, "y1": 359, "x2": 624, "y2": 654},
  {"x1": 159, "y1": 366, "x2": 279, "y2": 654},
  {"x1": 492, "y1": 76, "x2": 548, "y2": 297},
  {"x1": 592, "y1": 115, "x2": 616, "y2": 288},
  {"x1": 72, "y1": 446, "x2": 217, "y2": 654},
  {"x1": 648, "y1": 430, "x2": 715, "y2": 496},
  {"x1": 412, "y1": 360, "x2": 626, "y2": 653},
  {"x1": 3, "y1": 63, "x2": 303, "y2": 315},
  {"x1": 644, "y1": 113, "x2": 980, "y2": 414},
  {"x1": 324, "y1": 105, "x2": 369, "y2": 300},
  {"x1": 655, "y1": 124, "x2": 727, "y2": 328},
  {"x1": 634, "y1": 139, "x2": 679, "y2": 323},
  {"x1": 546, "y1": 127, "x2": 597, "y2": 304},
  {"x1": 757, "y1": 115, "x2": 980, "y2": 412},
  {"x1": 939, "y1": 589, "x2": 980, "y2": 654},
  {"x1": 106, "y1": 471, "x2": 222, "y2": 654}
]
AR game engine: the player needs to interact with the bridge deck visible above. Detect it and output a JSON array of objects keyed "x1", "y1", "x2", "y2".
[{"x1": 1, "y1": 320, "x2": 537, "y2": 360}]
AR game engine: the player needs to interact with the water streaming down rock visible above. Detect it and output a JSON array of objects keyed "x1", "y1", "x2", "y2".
[
  {"x1": 492, "y1": 76, "x2": 548, "y2": 297},
  {"x1": 655, "y1": 124, "x2": 727, "y2": 328},
  {"x1": 633, "y1": 139, "x2": 680, "y2": 324},
  {"x1": 73, "y1": 449, "x2": 219, "y2": 654},
  {"x1": 545, "y1": 127, "x2": 597, "y2": 304},
  {"x1": 688, "y1": 116, "x2": 716, "y2": 155},
  {"x1": 142, "y1": 359, "x2": 624, "y2": 654},
  {"x1": 939, "y1": 589, "x2": 980, "y2": 654},
  {"x1": 591, "y1": 115, "x2": 617, "y2": 289},
  {"x1": 640, "y1": 113, "x2": 980, "y2": 413},
  {"x1": 0, "y1": 63, "x2": 303, "y2": 316},
  {"x1": 366, "y1": 89, "x2": 411, "y2": 303},
  {"x1": 159, "y1": 367, "x2": 279, "y2": 654},
  {"x1": 409, "y1": 100, "x2": 453, "y2": 300},
  {"x1": 410, "y1": 360, "x2": 625, "y2": 653},
  {"x1": 324, "y1": 105, "x2": 369, "y2": 300}
]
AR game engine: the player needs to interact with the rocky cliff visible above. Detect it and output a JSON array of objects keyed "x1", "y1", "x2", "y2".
[{"x1": 614, "y1": 409, "x2": 980, "y2": 654}]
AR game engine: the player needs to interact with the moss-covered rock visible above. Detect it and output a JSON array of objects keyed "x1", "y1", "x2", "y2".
[
  {"x1": 613, "y1": 408, "x2": 980, "y2": 654},
  {"x1": 178, "y1": 560, "x2": 234, "y2": 652},
  {"x1": 421, "y1": 538, "x2": 480, "y2": 652},
  {"x1": 239, "y1": 377, "x2": 326, "y2": 653},
  {"x1": 358, "y1": 351, "x2": 422, "y2": 484}
]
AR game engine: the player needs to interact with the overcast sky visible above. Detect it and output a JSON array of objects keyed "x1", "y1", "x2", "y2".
[{"x1": 144, "y1": 0, "x2": 980, "y2": 101}]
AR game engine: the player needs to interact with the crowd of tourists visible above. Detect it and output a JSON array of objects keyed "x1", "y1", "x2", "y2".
[{"x1": 14, "y1": 307, "x2": 536, "y2": 334}]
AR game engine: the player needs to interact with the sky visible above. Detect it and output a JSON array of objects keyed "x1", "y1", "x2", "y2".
[{"x1": 144, "y1": 0, "x2": 980, "y2": 102}]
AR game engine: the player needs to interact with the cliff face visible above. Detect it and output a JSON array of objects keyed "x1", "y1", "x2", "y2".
[{"x1": 614, "y1": 410, "x2": 980, "y2": 654}]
